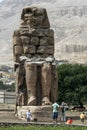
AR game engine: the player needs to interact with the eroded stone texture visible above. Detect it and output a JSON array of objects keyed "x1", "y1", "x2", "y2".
[
  {"x1": 25, "y1": 62, "x2": 37, "y2": 105},
  {"x1": 13, "y1": 7, "x2": 58, "y2": 106}
]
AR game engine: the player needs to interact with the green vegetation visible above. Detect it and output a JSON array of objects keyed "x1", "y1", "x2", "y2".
[
  {"x1": 0, "y1": 125, "x2": 86, "y2": 130},
  {"x1": 57, "y1": 64, "x2": 87, "y2": 106},
  {"x1": 0, "y1": 81, "x2": 15, "y2": 92}
]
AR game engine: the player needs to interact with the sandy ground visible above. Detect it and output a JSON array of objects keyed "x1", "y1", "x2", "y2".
[
  {"x1": 64, "y1": 111, "x2": 87, "y2": 124},
  {"x1": 0, "y1": 105, "x2": 87, "y2": 125}
]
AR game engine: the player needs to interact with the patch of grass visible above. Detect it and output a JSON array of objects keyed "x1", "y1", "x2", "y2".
[{"x1": 0, "y1": 125, "x2": 87, "y2": 130}]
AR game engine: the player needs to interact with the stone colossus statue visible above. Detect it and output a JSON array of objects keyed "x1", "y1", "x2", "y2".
[{"x1": 13, "y1": 7, "x2": 58, "y2": 106}]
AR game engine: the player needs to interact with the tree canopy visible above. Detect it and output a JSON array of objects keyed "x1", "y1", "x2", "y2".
[
  {"x1": 0, "y1": 81, "x2": 15, "y2": 92},
  {"x1": 57, "y1": 64, "x2": 87, "y2": 106}
]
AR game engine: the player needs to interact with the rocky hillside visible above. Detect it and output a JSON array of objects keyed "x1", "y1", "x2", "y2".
[{"x1": 0, "y1": 0, "x2": 87, "y2": 65}]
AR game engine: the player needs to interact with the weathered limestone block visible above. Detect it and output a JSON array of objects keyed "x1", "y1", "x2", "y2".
[
  {"x1": 21, "y1": 36, "x2": 30, "y2": 45},
  {"x1": 31, "y1": 37, "x2": 39, "y2": 46},
  {"x1": 13, "y1": 29, "x2": 20, "y2": 36},
  {"x1": 38, "y1": 29, "x2": 54, "y2": 37},
  {"x1": 43, "y1": 29, "x2": 54, "y2": 37},
  {"x1": 28, "y1": 28, "x2": 38, "y2": 36},
  {"x1": 23, "y1": 45, "x2": 36, "y2": 54},
  {"x1": 13, "y1": 55, "x2": 20, "y2": 62},
  {"x1": 13, "y1": 45, "x2": 23, "y2": 56},
  {"x1": 25, "y1": 54, "x2": 32, "y2": 58},
  {"x1": 20, "y1": 28, "x2": 54, "y2": 38},
  {"x1": 36, "y1": 46, "x2": 46, "y2": 54},
  {"x1": 28, "y1": 28, "x2": 54, "y2": 37},
  {"x1": 36, "y1": 46, "x2": 54, "y2": 54},
  {"x1": 45, "y1": 46, "x2": 54, "y2": 54},
  {"x1": 13, "y1": 36, "x2": 22, "y2": 46},
  {"x1": 13, "y1": 44, "x2": 22, "y2": 62},
  {"x1": 13, "y1": 30, "x2": 22, "y2": 62},
  {"x1": 13, "y1": 30, "x2": 21, "y2": 46},
  {"x1": 39, "y1": 37, "x2": 54, "y2": 46},
  {"x1": 20, "y1": 26, "x2": 29, "y2": 36},
  {"x1": 34, "y1": 54, "x2": 50, "y2": 58}
]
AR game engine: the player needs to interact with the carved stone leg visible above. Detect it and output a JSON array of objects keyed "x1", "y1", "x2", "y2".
[
  {"x1": 15, "y1": 63, "x2": 25, "y2": 106},
  {"x1": 20, "y1": 92, "x2": 25, "y2": 106},
  {"x1": 25, "y1": 62, "x2": 37, "y2": 105},
  {"x1": 41, "y1": 62, "x2": 52, "y2": 105},
  {"x1": 50, "y1": 65, "x2": 58, "y2": 103}
]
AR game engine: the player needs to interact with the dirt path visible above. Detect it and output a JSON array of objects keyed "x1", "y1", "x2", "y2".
[
  {"x1": 65, "y1": 111, "x2": 87, "y2": 124},
  {"x1": 0, "y1": 111, "x2": 26, "y2": 123},
  {"x1": 0, "y1": 110, "x2": 86, "y2": 124}
]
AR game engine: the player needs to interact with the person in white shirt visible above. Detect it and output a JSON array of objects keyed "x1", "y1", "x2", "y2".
[
  {"x1": 52, "y1": 101, "x2": 60, "y2": 124},
  {"x1": 26, "y1": 110, "x2": 32, "y2": 122}
]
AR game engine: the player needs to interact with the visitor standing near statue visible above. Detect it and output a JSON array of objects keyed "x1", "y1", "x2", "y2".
[
  {"x1": 66, "y1": 117, "x2": 73, "y2": 125},
  {"x1": 61, "y1": 105, "x2": 66, "y2": 122},
  {"x1": 60, "y1": 102, "x2": 67, "y2": 122},
  {"x1": 26, "y1": 109, "x2": 32, "y2": 122},
  {"x1": 80, "y1": 112, "x2": 85, "y2": 124},
  {"x1": 52, "y1": 100, "x2": 60, "y2": 124}
]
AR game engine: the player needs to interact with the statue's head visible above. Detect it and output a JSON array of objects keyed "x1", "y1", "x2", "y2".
[{"x1": 21, "y1": 7, "x2": 50, "y2": 28}]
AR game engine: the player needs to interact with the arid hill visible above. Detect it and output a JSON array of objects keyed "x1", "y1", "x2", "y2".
[{"x1": 0, "y1": 0, "x2": 87, "y2": 65}]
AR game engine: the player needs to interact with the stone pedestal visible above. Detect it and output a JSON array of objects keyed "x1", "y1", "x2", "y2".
[{"x1": 16, "y1": 105, "x2": 53, "y2": 122}]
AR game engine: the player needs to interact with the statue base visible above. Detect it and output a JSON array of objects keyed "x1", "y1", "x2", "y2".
[{"x1": 16, "y1": 105, "x2": 53, "y2": 122}]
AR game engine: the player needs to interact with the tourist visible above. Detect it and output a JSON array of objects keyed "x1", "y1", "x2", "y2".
[
  {"x1": 60, "y1": 102, "x2": 68, "y2": 122},
  {"x1": 61, "y1": 105, "x2": 66, "y2": 122},
  {"x1": 66, "y1": 118, "x2": 73, "y2": 124},
  {"x1": 80, "y1": 112, "x2": 85, "y2": 124},
  {"x1": 26, "y1": 109, "x2": 32, "y2": 122},
  {"x1": 52, "y1": 100, "x2": 60, "y2": 124}
]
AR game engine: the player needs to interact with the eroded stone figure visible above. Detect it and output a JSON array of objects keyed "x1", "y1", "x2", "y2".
[{"x1": 13, "y1": 7, "x2": 58, "y2": 106}]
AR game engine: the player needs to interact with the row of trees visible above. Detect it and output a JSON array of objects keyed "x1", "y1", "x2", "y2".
[
  {"x1": 57, "y1": 64, "x2": 87, "y2": 106},
  {"x1": 0, "y1": 81, "x2": 15, "y2": 92}
]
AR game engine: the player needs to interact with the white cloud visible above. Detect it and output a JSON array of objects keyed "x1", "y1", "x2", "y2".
[{"x1": 0, "y1": 0, "x2": 3, "y2": 2}]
